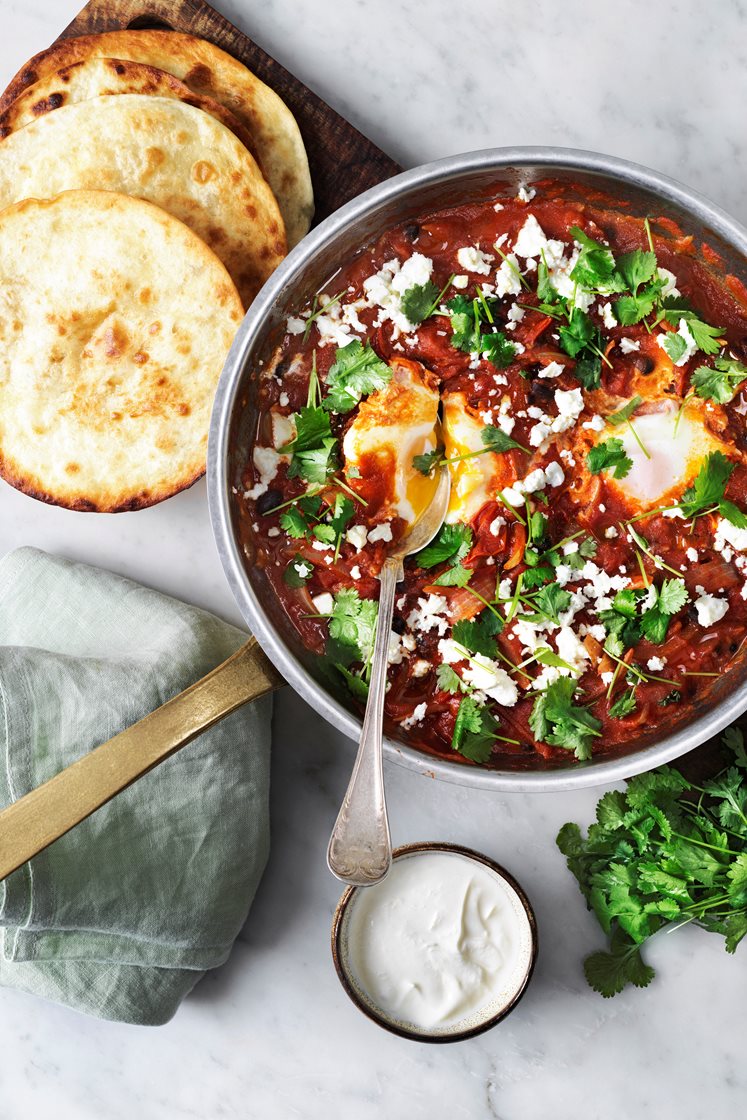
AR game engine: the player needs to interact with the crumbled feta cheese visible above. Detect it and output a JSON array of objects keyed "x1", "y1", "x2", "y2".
[
  {"x1": 715, "y1": 518, "x2": 747, "y2": 555},
  {"x1": 461, "y1": 655, "x2": 519, "y2": 706},
  {"x1": 400, "y1": 702, "x2": 427, "y2": 730},
  {"x1": 245, "y1": 445, "x2": 283, "y2": 499},
  {"x1": 538, "y1": 360, "x2": 565, "y2": 379},
  {"x1": 647, "y1": 656, "x2": 666, "y2": 672},
  {"x1": 512, "y1": 215, "x2": 564, "y2": 264},
  {"x1": 452, "y1": 274, "x2": 469, "y2": 289},
  {"x1": 555, "y1": 627, "x2": 590, "y2": 676},
  {"x1": 582, "y1": 414, "x2": 606, "y2": 432},
  {"x1": 494, "y1": 233, "x2": 509, "y2": 249},
  {"x1": 601, "y1": 671, "x2": 614, "y2": 686},
  {"x1": 311, "y1": 540, "x2": 333, "y2": 552},
  {"x1": 685, "y1": 547, "x2": 698, "y2": 563},
  {"x1": 408, "y1": 594, "x2": 450, "y2": 635},
  {"x1": 438, "y1": 638, "x2": 466, "y2": 665},
  {"x1": 278, "y1": 391, "x2": 289, "y2": 407},
  {"x1": 605, "y1": 526, "x2": 619, "y2": 539},
  {"x1": 286, "y1": 315, "x2": 306, "y2": 335},
  {"x1": 601, "y1": 302, "x2": 617, "y2": 330},
  {"x1": 544, "y1": 461, "x2": 565, "y2": 487},
  {"x1": 362, "y1": 254, "x2": 434, "y2": 335},
  {"x1": 312, "y1": 592, "x2": 334, "y2": 615},
  {"x1": 657, "y1": 319, "x2": 697, "y2": 366},
  {"x1": 657, "y1": 268, "x2": 680, "y2": 298},
  {"x1": 271, "y1": 410, "x2": 295, "y2": 450},
  {"x1": 493, "y1": 201, "x2": 504, "y2": 211},
  {"x1": 489, "y1": 515, "x2": 506, "y2": 537},
  {"x1": 507, "y1": 303, "x2": 526, "y2": 324},
  {"x1": 619, "y1": 337, "x2": 640, "y2": 354},
  {"x1": 345, "y1": 524, "x2": 368, "y2": 550},
  {"x1": 694, "y1": 586, "x2": 729, "y2": 627},
  {"x1": 457, "y1": 245, "x2": 493, "y2": 275},
  {"x1": 411, "y1": 659, "x2": 431, "y2": 678},
  {"x1": 501, "y1": 485, "x2": 527, "y2": 506},
  {"x1": 553, "y1": 387, "x2": 584, "y2": 433},
  {"x1": 516, "y1": 186, "x2": 536, "y2": 203},
  {"x1": 523, "y1": 468, "x2": 548, "y2": 493},
  {"x1": 388, "y1": 630, "x2": 409, "y2": 665},
  {"x1": 367, "y1": 522, "x2": 393, "y2": 543},
  {"x1": 494, "y1": 253, "x2": 523, "y2": 298}
]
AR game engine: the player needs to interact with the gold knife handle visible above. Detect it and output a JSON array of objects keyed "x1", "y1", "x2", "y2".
[{"x1": 0, "y1": 638, "x2": 284, "y2": 882}]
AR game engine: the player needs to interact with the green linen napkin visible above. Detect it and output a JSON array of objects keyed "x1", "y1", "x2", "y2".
[{"x1": 0, "y1": 547, "x2": 271, "y2": 1026}]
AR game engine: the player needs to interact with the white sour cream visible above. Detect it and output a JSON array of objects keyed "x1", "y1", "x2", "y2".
[{"x1": 342, "y1": 849, "x2": 534, "y2": 1034}]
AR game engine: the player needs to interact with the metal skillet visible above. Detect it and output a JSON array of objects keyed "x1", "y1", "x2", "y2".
[{"x1": 2, "y1": 147, "x2": 747, "y2": 880}]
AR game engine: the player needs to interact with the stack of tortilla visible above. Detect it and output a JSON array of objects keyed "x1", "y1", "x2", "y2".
[{"x1": 0, "y1": 31, "x2": 313, "y2": 512}]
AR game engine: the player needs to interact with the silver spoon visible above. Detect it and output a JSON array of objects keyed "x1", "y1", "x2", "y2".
[{"x1": 327, "y1": 465, "x2": 451, "y2": 886}]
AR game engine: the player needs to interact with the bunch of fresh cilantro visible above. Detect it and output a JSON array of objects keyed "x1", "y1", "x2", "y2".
[{"x1": 557, "y1": 726, "x2": 747, "y2": 996}]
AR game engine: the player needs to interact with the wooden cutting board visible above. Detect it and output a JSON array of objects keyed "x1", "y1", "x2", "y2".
[
  {"x1": 55, "y1": 0, "x2": 404, "y2": 225},
  {"x1": 21, "y1": 0, "x2": 742, "y2": 784}
]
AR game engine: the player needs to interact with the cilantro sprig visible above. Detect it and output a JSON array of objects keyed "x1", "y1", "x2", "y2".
[
  {"x1": 413, "y1": 425, "x2": 529, "y2": 476},
  {"x1": 587, "y1": 438, "x2": 633, "y2": 480},
  {"x1": 323, "y1": 339, "x2": 392, "y2": 413},
  {"x1": 529, "y1": 677, "x2": 602, "y2": 761},
  {"x1": 557, "y1": 727, "x2": 747, "y2": 997},
  {"x1": 446, "y1": 292, "x2": 517, "y2": 367},
  {"x1": 692, "y1": 355, "x2": 747, "y2": 404}
]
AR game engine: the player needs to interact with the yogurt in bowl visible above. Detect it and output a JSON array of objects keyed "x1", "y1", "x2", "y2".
[{"x1": 331, "y1": 842, "x2": 537, "y2": 1041}]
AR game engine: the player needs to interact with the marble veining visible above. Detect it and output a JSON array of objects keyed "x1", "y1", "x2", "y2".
[{"x1": 1, "y1": 1, "x2": 746, "y2": 1116}]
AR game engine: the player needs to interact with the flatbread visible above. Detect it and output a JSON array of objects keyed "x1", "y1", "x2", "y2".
[
  {"x1": 0, "y1": 190, "x2": 243, "y2": 512},
  {"x1": 0, "y1": 94, "x2": 286, "y2": 307},
  {"x1": 0, "y1": 29, "x2": 314, "y2": 247},
  {"x1": 0, "y1": 56, "x2": 258, "y2": 158}
]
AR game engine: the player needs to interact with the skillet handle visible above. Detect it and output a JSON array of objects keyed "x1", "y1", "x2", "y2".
[{"x1": 0, "y1": 637, "x2": 284, "y2": 882}]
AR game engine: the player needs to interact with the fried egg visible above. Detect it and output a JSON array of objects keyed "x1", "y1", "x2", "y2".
[
  {"x1": 601, "y1": 400, "x2": 725, "y2": 506},
  {"x1": 442, "y1": 392, "x2": 515, "y2": 524},
  {"x1": 342, "y1": 358, "x2": 439, "y2": 524}
]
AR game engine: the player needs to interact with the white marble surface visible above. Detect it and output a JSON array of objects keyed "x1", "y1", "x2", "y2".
[{"x1": 1, "y1": 1, "x2": 746, "y2": 1116}]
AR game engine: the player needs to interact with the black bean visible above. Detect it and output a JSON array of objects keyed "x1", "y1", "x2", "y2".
[
  {"x1": 632, "y1": 355, "x2": 655, "y2": 376},
  {"x1": 391, "y1": 615, "x2": 406, "y2": 634},
  {"x1": 256, "y1": 489, "x2": 283, "y2": 516},
  {"x1": 404, "y1": 223, "x2": 420, "y2": 243},
  {"x1": 529, "y1": 379, "x2": 554, "y2": 405},
  {"x1": 274, "y1": 358, "x2": 291, "y2": 380}
]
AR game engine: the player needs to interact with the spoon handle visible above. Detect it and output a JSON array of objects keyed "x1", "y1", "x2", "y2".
[{"x1": 327, "y1": 556, "x2": 400, "y2": 886}]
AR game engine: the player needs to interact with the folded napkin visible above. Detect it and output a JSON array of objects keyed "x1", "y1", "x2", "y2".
[{"x1": 0, "y1": 547, "x2": 271, "y2": 1025}]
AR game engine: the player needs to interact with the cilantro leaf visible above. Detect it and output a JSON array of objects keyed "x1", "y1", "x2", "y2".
[
  {"x1": 692, "y1": 356, "x2": 747, "y2": 404},
  {"x1": 583, "y1": 928, "x2": 656, "y2": 998},
  {"x1": 452, "y1": 611, "x2": 504, "y2": 658},
  {"x1": 447, "y1": 294, "x2": 481, "y2": 353},
  {"x1": 568, "y1": 226, "x2": 622, "y2": 293},
  {"x1": 415, "y1": 522, "x2": 473, "y2": 568},
  {"x1": 400, "y1": 280, "x2": 440, "y2": 325},
  {"x1": 662, "y1": 329, "x2": 689, "y2": 364},
  {"x1": 679, "y1": 451, "x2": 735, "y2": 519},
  {"x1": 609, "y1": 689, "x2": 638, "y2": 719},
  {"x1": 323, "y1": 340, "x2": 392, "y2": 413},
  {"x1": 413, "y1": 448, "x2": 444, "y2": 475},
  {"x1": 283, "y1": 554, "x2": 314, "y2": 588},
  {"x1": 452, "y1": 695, "x2": 499, "y2": 763},
  {"x1": 640, "y1": 579, "x2": 689, "y2": 645},
  {"x1": 436, "y1": 664, "x2": 469, "y2": 694},
  {"x1": 280, "y1": 506, "x2": 312, "y2": 539},
  {"x1": 574, "y1": 353, "x2": 602, "y2": 390},
  {"x1": 530, "y1": 678, "x2": 601, "y2": 760},
  {"x1": 334, "y1": 664, "x2": 370, "y2": 701},
  {"x1": 587, "y1": 438, "x2": 633, "y2": 480},
  {"x1": 530, "y1": 582, "x2": 572, "y2": 625},
  {"x1": 615, "y1": 250, "x2": 657, "y2": 293},
  {"x1": 558, "y1": 307, "x2": 596, "y2": 358},
  {"x1": 287, "y1": 436, "x2": 338, "y2": 485},
  {"x1": 607, "y1": 395, "x2": 643, "y2": 426},
  {"x1": 326, "y1": 589, "x2": 378, "y2": 665},
  {"x1": 481, "y1": 330, "x2": 517, "y2": 368},
  {"x1": 613, "y1": 275, "x2": 664, "y2": 326},
  {"x1": 481, "y1": 426, "x2": 527, "y2": 454},
  {"x1": 433, "y1": 562, "x2": 473, "y2": 587}
]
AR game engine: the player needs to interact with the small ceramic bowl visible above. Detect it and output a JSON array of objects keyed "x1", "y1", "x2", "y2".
[{"x1": 331, "y1": 841, "x2": 538, "y2": 1042}]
